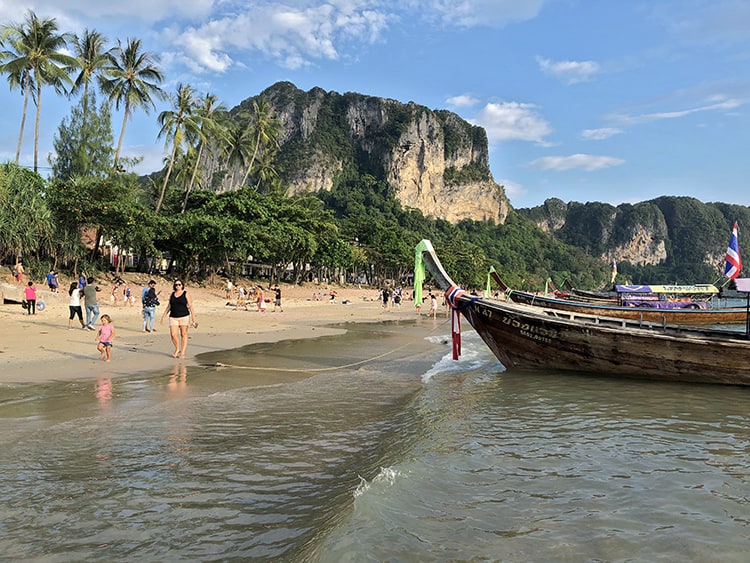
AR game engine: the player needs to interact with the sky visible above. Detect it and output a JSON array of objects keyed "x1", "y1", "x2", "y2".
[{"x1": 1, "y1": 0, "x2": 749, "y2": 210}]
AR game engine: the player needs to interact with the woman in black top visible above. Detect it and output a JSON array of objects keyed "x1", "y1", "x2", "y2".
[{"x1": 160, "y1": 279, "x2": 197, "y2": 358}]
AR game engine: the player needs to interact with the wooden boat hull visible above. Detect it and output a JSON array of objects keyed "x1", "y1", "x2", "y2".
[
  {"x1": 505, "y1": 290, "x2": 748, "y2": 324},
  {"x1": 419, "y1": 240, "x2": 750, "y2": 385},
  {"x1": 463, "y1": 299, "x2": 750, "y2": 385}
]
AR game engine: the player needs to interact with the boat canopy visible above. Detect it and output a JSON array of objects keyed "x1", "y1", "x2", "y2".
[
  {"x1": 736, "y1": 278, "x2": 750, "y2": 292},
  {"x1": 614, "y1": 284, "x2": 719, "y2": 295}
]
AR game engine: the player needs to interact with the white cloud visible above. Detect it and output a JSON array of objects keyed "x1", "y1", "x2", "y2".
[
  {"x1": 581, "y1": 127, "x2": 623, "y2": 140},
  {"x1": 424, "y1": 0, "x2": 546, "y2": 28},
  {"x1": 497, "y1": 178, "x2": 527, "y2": 201},
  {"x1": 529, "y1": 154, "x2": 624, "y2": 171},
  {"x1": 446, "y1": 94, "x2": 479, "y2": 108},
  {"x1": 536, "y1": 56, "x2": 600, "y2": 85},
  {"x1": 472, "y1": 101, "x2": 552, "y2": 144},
  {"x1": 611, "y1": 97, "x2": 743, "y2": 125},
  {"x1": 0, "y1": 0, "x2": 213, "y2": 29},
  {"x1": 171, "y1": 3, "x2": 391, "y2": 72}
]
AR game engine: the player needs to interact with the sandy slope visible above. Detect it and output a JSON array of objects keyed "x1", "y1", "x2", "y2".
[{"x1": 0, "y1": 274, "x2": 434, "y2": 384}]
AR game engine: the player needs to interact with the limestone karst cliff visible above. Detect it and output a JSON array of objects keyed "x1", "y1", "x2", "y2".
[
  {"x1": 519, "y1": 196, "x2": 750, "y2": 281},
  {"x1": 521, "y1": 198, "x2": 669, "y2": 267},
  {"x1": 231, "y1": 82, "x2": 509, "y2": 225}
]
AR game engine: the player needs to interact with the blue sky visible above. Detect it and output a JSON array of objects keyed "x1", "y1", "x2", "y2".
[{"x1": 2, "y1": 0, "x2": 749, "y2": 209}]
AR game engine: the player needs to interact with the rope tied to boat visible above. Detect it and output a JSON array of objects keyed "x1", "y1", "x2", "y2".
[{"x1": 445, "y1": 285, "x2": 480, "y2": 360}]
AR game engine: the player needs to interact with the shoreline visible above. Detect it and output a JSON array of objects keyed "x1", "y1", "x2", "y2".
[{"x1": 0, "y1": 279, "x2": 442, "y2": 385}]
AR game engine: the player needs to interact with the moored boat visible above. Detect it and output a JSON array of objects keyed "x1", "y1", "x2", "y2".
[
  {"x1": 491, "y1": 272, "x2": 748, "y2": 324},
  {"x1": 416, "y1": 240, "x2": 750, "y2": 385}
]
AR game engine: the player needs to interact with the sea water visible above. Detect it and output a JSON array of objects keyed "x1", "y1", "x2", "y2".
[{"x1": 1, "y1": 320, "x2": 749, "y2": 561}]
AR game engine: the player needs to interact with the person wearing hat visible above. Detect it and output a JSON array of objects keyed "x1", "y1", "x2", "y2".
[{"x1": 141, "y1": 280, "x2": 160, "y2": 333}]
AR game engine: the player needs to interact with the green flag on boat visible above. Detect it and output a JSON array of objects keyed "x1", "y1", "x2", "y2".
[
  {"x1": 414, "y1": 240, "x2": 431, "y2": 307},
  {"x1": 486, "y1": 266, "x2": 496, "y2": 296}
]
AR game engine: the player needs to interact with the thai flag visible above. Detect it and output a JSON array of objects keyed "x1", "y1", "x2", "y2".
[{"x1": 724, "y1": 221, "x2": 742, "y2": 279}]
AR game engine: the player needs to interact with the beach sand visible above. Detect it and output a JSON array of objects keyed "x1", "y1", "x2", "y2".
[{"x1": 0, "y1": 275, "x2": 432, "y2": 384}]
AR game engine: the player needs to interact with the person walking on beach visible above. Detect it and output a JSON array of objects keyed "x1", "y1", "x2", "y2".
[
  {"x1": 14, "y1": 260, "x2": 24, "y2": 284},
  {"x1": 95, "y1": 314, "x2": 115, "y2": 362},
  {"x1": 272, "y1": 284, "x2": 283, "y2": 312},
  {"x1": 141, "y1": 280, "x2": 159, "y2": 332},
  {"x1": 235, "y1": 285, "x2": 248, "y2": 310},
  {"x1": 428, "y1": 293, "x2": 438, "y2": 319},
  {"x1": 225, "y1": 278, "x2": 234, "y2": 301},
  {"x1": 124, "y1": 283, "x2": 133, "y2": 306},
  {"x1": 83, "y1": 277, "x2": 101, "y2": 330},
  {"x1": 24, "y1": 281, "x2": 37, "y2": 314},
  {"x1": 68, "y1": 281, "x2": 86, "y2": 329},
  {"x1": 46, "y1": 270, "x2": 59, "y2": 292},
  {"x1": 161, "y1": 279, "x2": 197, "y2": 358},
  {"x1": 256, "y1": 285, "x2": 266, "y2": 312},
  {"x1": 111, "y1": 281, "x2": 120, "y2": 306}
]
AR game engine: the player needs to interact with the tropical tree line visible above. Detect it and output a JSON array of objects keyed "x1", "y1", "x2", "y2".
[
  {"x1": 0, "y1": 10, "x2": 317, "y2": 283},
  {"x1": 1, "y1": 156, "x2": 614, "y2": 290},
  {"x1": 5, "y1": 10, "x2": 720, "y2": 292}
]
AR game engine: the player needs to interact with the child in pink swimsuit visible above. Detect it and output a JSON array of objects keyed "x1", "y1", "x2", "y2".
[{"x1": 96, "y1": 314, "x2": 115, "y2": 362}]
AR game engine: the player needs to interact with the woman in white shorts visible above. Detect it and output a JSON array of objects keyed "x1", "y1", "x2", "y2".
[{"x1": 160, "y1": 279, "x2": 197, "y2": 358}]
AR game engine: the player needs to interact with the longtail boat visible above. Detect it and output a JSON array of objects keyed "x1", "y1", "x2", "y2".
[
  {"x1": 416, "y1": 240, "x2": 750, "y2": 385},
  {"x1": 491, "y1": 272, "x2": 748, "y2": 325},
  {"x1": 562, "y1": 279, "x2": 724, "y2": 305}
]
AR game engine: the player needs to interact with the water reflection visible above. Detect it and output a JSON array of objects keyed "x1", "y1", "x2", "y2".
[
  {"x1": 167, "y1": 363, "x2": 188, "y2": 394},
  {"x1": 94, "y1": 377, "x2": 112, "y2": 404}
]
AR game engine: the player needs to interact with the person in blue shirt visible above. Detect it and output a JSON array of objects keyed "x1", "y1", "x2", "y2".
[
  {"x1": 141, "y1": 280, "x2": 160, "y2": 333},
  {"x1": 46, "y1": 270, "x2": 59, "y2": 292}
]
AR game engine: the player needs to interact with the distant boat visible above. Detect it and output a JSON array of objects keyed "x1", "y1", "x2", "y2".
[
  {"x1": 416, "y1": 240, "x2": 750, "y2": 386},
  {"x1": 491, "y1": 272, "x2": 747, "y2": 325},
  {"x1": 562, "y1": 277, "x2": 726, "y2": 303}
]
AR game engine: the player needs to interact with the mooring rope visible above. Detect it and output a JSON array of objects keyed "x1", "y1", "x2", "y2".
[{"x1": 209, "y1": 318, "x2": 451, "y2": 373}]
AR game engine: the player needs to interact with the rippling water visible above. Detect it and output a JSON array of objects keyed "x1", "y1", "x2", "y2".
[{"x1": 1, "y1": 320, "x2": 750, "y2": 561}]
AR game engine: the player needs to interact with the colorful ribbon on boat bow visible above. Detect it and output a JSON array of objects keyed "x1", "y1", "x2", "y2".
[{"x1": 445, "y1": 285, "x2": 479, "y2": 360}]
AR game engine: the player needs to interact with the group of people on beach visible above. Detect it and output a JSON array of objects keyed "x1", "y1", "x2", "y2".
[
  {"x1": 86, "y1": 278, "x2": 197, "y2": 360},
  {"x1": 378, "y1": 286, "x2": 404, "y2": 311},
  {"x1": 14, "y1": 266, "x2": 198, "y2": 361},
  {"x1": 89, "y1": 278, "x2": 197, "y2": 360},
  {"x1": 225, "y1": 280, "x2": 283, "y2": 312}
]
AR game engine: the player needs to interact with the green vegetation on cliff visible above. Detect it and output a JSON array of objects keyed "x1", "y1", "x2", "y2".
[{"x1": 520, "y1": 196, "x2": 750, "y2": 285}]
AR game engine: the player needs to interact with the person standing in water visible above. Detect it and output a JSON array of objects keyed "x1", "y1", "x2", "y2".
[{"x1": 160, "y1": 279, "x2": 197, "y2": 358}]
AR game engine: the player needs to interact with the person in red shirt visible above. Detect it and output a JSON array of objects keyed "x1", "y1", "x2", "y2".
[{"x1": 23, "y1": 281, "x2": 37, "y2": 315}]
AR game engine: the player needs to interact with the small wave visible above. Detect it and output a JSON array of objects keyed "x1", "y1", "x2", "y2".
[
  {"x1": 354, "y1": 466, "x2": 401, "y2": 498},
  {"x1": 421, "y1": 332, "x2": 497, "y2": 383}
]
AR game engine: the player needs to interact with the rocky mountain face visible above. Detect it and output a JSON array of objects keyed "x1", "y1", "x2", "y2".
[
  {"x1": 237, "y1": 82, "x2": 509, "y2": 224},
  {"x1": 523, "y1": 198, "x2": 669, "y2": 266},
  {"x1": 520, "y1": 196, "x2": 750, "y2": 277},
  {"x1": 209, "y1": 82, "x2": 749, "y2": 280}
]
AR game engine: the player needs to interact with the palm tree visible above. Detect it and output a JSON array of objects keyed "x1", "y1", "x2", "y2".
[
  {"x1": 182, "y1": 93, "x2": 227, "y2": 212},
  {"x1": 254, "y1": 147, "x2": 281, "y2": 193},
  {"x1": 155, "y1": 83, "x2": 203, "y2": 213},
  {"x1": 1, "y1": 11, "x2": 76, "y2": 172},
  {"x1": 239, "y1": 100, "x2": 281, "y2": 187},
  {"x1": 100, "y1": 37, "x2": 165, "y2": 170},
  {"x1": 0, "y1": 59, "x2": 33, "y2": 164},
  {"x1": 222, "y1": 118, "x2": 254, "y2": 191},
  {"x1": 68, "y1": 29, "x2": 111, "y2": 130}
]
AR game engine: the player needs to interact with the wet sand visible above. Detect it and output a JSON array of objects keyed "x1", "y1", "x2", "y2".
[{"x1": 0, "y1": 277, "x2": 441, "y2": 384}]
